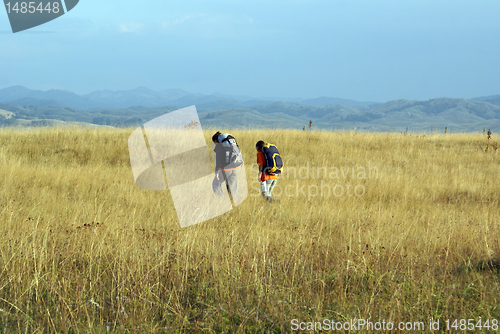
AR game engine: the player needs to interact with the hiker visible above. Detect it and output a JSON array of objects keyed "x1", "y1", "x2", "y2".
[
  {"x1": 211, "y1": 131, "x2": 242, "y2": 200},
  {"x1": 256, "y1": 140, "x2": 282, "y2": 201}
]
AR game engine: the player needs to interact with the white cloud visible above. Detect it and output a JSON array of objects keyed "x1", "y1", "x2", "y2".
[
  {"x1": 118, "y1": 22, "x2": 143, "y2": 33},
  {"x1": 160, "y1": 13, "x2": 207, "y2": 29},
  {"x1": 159, "y1": 13, "x2": 256, "y2": 39}
]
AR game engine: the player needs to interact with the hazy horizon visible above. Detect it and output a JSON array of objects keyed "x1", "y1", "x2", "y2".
[{"x1": 3, "y1": 84, "x2": 500, "y2": 104}]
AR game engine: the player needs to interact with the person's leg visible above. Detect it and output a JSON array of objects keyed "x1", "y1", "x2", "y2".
[
  {"x1": 267, "y1": 179, "x2": 276, "y2": 197},
  {"x1": 263, "y1": 179, "x2": 275, "y2": 198},
  {"x1": 263, "y1": 179, "x2": 279, "y2": 202},
  {"x1": 260, "y1": 180, "x2": 267, "y2": 198},
  {"x1": 225, "y1": 170, "x2": 238, "y2": 201}
]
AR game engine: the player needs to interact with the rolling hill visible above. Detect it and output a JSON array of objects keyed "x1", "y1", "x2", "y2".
[{"x1": 1, "y1": 86, "x2": 499, "y2": 132}]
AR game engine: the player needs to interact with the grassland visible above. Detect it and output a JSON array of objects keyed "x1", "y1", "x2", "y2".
[{"x1": 0, "y1": 127, "x2": 499, "y2": 333}]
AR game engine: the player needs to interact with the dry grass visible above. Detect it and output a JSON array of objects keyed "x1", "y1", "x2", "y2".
[{"x1": 0, "y1": 126, "x2": 499, "y2": 333}]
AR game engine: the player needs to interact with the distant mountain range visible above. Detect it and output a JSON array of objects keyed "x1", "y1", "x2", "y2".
[
  {"x1": 0, "y1": 85, "x2": 378, "y2": 110},
  {"x1": 0, "y1": 85, "x2": 499, "y2": 132}
]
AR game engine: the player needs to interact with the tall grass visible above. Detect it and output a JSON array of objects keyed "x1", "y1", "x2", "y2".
[{"x1": 0, "y1": 127, "x2": 499, "y2": 333}]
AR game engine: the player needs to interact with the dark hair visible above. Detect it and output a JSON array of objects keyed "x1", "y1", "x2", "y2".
[
  {"x1": 212, "y1": 131, "x2": 222, "y2": 143},
  {"x1": 255, "y1": 140, "x2": 265, "y2": 152}
]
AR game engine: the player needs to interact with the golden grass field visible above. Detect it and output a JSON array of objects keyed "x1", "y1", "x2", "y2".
[{"x1": 0, "y1": 127, "x2": 499, "y2": 333}]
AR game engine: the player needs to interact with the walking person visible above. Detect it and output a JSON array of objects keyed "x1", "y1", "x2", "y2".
[
  {"x1": 212, "y1": 131, "x2": 242, "y2": 201},
  {"x1": 256, "y1": 140, "x2": 282, "y2": 201}
]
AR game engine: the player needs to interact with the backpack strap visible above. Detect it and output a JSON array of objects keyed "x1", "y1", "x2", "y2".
[
  {"x1": 221, "y1": 134, "x2": 235, "y2": 143},
  {"x1": 221, "y1": 135, "x2": 239, "y2": 149}
]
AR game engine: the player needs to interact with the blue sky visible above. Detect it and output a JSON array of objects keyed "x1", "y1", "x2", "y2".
[{"x1": 1, "y1": 0, "x2": 499, "y2": 101}]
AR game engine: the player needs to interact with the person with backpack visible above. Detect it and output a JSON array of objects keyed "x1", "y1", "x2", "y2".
[
  {"x1": 256, "y1": 140, "x2": 283, "y2": 201},
  {"x1": 211, "y1": 131, "x2": 243, "y2": 200}
]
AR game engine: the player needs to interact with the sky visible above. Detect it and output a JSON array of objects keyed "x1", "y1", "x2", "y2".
[{"x1": 1, "y1": 0, "x2": 499, "y2": 102}]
